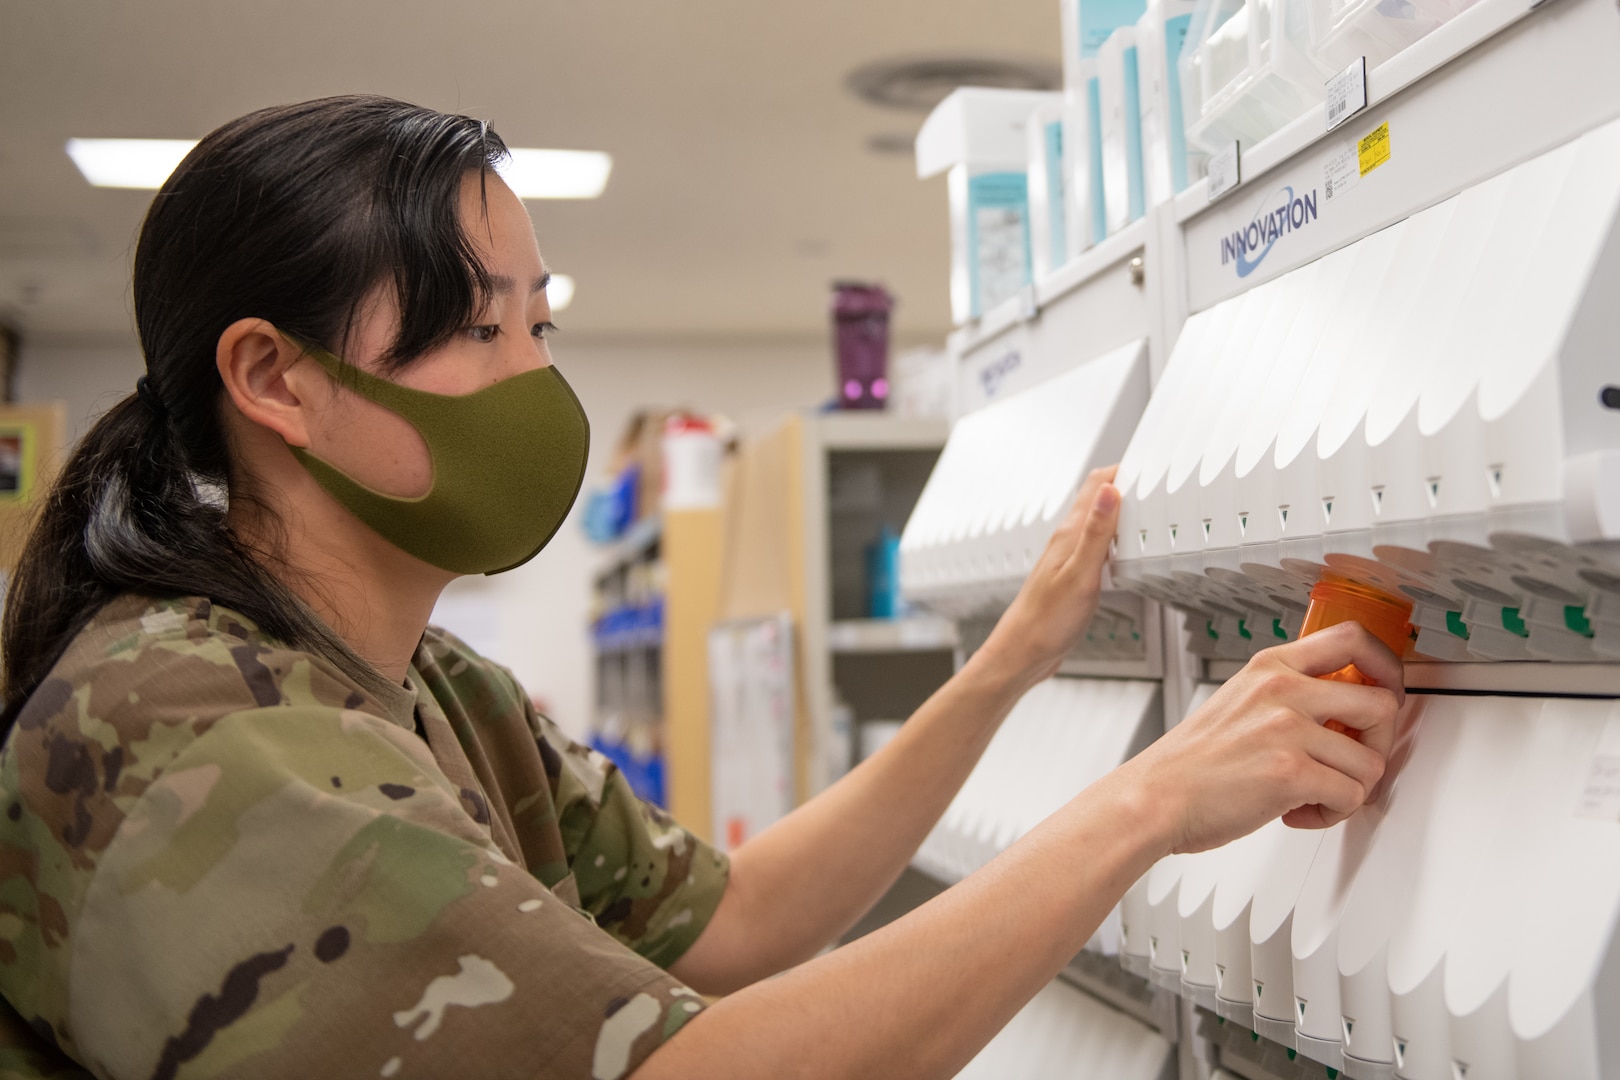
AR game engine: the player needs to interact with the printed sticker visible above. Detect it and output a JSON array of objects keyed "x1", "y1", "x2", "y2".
[
  {"x1": 1358, "y1": 122, "x2": 1391, "y2": 177},
  {"x1": 1324, "y1": 144, "x2": 1360, "y2": 201}
]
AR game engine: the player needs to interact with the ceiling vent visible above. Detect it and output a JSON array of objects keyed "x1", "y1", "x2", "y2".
[{"x1": 845, "y1": 55, "x2": 1060, "y2": 113}]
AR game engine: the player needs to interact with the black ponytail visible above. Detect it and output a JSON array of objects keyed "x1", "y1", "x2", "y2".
[{"x1": 1, "y1": 95, "x2": 509, "y2": 730}]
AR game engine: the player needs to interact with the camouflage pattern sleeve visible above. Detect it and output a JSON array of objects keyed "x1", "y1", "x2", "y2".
[
  {"x1": 53, "y1": 705, "x2": 706, "y2": 1079},
  {"x1": 533, "y1": 709, "x2": 730, "y2": 969},
  {"x1": 405, "y1": 626, "x2": 731, "y2": 970},
  {"x1": 0, "y1": 1000, "x2": 91, "y2": 1080},
  {"x1": 0, "y1": 598, "x2": 729, "y2": 1079}
]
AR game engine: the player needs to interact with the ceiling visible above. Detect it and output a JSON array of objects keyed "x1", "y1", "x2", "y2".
[{"x1": 0, "y1": 0, "x2": 1060, "y2": 348}]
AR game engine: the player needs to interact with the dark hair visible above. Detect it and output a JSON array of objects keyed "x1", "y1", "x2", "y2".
[{"x1": 1, "y1": 95, "x2": 508, "y2": 728}]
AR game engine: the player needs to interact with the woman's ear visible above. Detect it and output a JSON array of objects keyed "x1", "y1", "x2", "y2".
[{"x1": 216, "y1": 319, "x2": 321, "y2": 449}]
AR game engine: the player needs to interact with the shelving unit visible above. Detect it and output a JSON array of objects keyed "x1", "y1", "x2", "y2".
[
  {"x1": 712, "y1": 412, "x2": 951, "y2": 818},
  {"x1": 589, "y1": 517, "x2": 666, "y2": 804},
  {"x1": 587, "y1": 509, "x2": 726, "y2": 829},
  {"x1": 888, "y1": 0, "x2": 1620, "y2": 1074},
  {"x1": 800, "y1": 414, "x2": 954, "y2": 795},
  {"x1": 828, "y1": 616, "x2": 959, "y2": 654}
]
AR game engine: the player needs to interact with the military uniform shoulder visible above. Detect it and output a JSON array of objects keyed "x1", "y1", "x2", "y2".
[
  {"x1": 413, "y1": 624, "x2": 579, "y2": 747},
  {"x1": 415, "y1": 623, "x2": 527, "y2": 700},
  {"x1": 11, "y1": 594, "x2": 403, "y2": 741}
]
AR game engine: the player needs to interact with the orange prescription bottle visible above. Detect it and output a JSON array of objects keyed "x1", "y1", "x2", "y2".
[{"x1": 1299, "y1": 577, "x2": 1415, "y2": 739}]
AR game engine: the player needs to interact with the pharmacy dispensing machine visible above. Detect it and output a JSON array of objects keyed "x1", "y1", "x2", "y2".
[
  {"x1": 1115, "y1": 111, "x2": 1620, "y2": 1080},
  {"x1": 904, "y1": 0, "x2": 1620, "y2": 1074}
]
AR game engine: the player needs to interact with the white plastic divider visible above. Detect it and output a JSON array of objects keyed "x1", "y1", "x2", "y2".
[
  {"x1": 955, "y1": 974, "x2": 1171, "y2": 1080},
  {"x1": 1122, "y1": 694, "x2": 1620, "y2": 1078},
  {"x1": 1110, "y1": 116, "x2": 1620, "y2": 665},
  {"x1": 913, "y1": 676, "x2": 1160, "y2": 895},
  {"x1": 1124, "y1": 683, "x2": 1216, "y2": 985},
  {"x1": 1503, "y1": 698, "x2": 1620, "y2": 1079},
  {"x1": 900, "y1": 339, "x2": 1150, "y2": 620}
]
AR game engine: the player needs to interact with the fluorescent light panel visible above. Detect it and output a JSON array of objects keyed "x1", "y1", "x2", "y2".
[
  {"x1": 547, "y1": 274, "x2": 576, "y2": 311},
  {"x1": 497, "y1": 149, "x2": 612, "y2": 199},
  {"x1": 66, "y1": 138, "x2": 197, "y2": 189}
]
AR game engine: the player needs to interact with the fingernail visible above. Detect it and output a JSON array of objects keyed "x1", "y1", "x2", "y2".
[{"x1": 1096, "y1": 484, "x2": 1119, "y2": 513}]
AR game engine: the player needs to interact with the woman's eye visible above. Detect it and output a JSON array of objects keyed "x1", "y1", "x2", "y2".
[
  {"x1": 469, "y1": 324, "x2": 499, "y2": 343},
  {"x1": 532, "y1": 321, "x2": 559, "y2": 339}
]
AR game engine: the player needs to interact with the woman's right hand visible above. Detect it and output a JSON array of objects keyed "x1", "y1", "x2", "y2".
[{"x1": 1117, "y1": 620, "x2": 1405, "y2": 855}]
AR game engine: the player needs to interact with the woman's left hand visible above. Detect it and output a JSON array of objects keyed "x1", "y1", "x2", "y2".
[{"x1": 972, "y1": 465, "x2": 1121, "y2": 688}]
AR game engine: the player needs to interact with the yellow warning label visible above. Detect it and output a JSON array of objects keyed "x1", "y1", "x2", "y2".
[{"x1": 1358, "y1": 122, "x2": 1391, "y2": 177}]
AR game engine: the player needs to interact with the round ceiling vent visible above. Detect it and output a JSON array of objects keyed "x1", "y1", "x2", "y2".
[
  {"x1": 846, "y1": 55, "x2": 1061, "y2": 113},
  {"x1": 864, "y1": 132, "x2": 917, "y2": 156}
]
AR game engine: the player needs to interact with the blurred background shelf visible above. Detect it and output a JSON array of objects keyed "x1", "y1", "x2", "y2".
[{"x1": 828, "y1": 616, "x2": 959, "y2": 653}]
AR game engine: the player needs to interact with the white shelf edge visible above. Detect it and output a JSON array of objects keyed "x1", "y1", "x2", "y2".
[
  {"x1": 1205, "y1": 659, "x2": 1620, "y2": 696},
  {"x1": 1055, "y1": 658, "x2": 1164, "y2": 680},
  {"x1": 1034, "y1": 217, "x2": 1150, "y2": 309},
  {"x1": 813, "y1": 413, "x2": 949, "y2": 452},
  {"x1": 828, "y1": 616, "x2": 959, "y2": 653}
]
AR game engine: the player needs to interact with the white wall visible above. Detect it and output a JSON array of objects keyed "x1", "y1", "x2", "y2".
[
  {"x1": 14, "y1": 339, "x2": 145, "y2": 444},
  {"x1": 15, "y1": 334, "x2": 832, "y2": 740}
]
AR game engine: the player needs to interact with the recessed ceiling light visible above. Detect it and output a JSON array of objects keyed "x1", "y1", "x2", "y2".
[
  {"x1": 547, "y1": 274, "x2": 575, "y2": 311},
  {"x1": 497, "y1": 149, "x2": 612, "y2": 200},
  {"x1": 65, "y1": 138, "x2": 197, "y2": 189}
]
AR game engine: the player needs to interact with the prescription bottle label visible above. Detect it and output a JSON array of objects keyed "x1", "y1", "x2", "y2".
[{"x1": 1358, "y1": 123, "x2": 1391, "y2": 177}]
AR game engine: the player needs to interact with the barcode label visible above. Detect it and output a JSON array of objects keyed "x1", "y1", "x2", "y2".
[
  {"x1": 1324, "y1": 144, "x2": 1359, "y2": 201},
  {"x1": 1325, "y1": 58, "x2": 1368, "y2": 132},
  {"x1": 1207, "y1": 142, "x2": 1241, "y2": 201}
]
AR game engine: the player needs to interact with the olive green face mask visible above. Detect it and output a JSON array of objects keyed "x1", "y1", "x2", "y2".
[{"x1": 287, "y1": 344, "x2": 590, "y2": 576}]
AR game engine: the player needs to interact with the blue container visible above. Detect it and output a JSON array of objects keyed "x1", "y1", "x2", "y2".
[{"x1": 865, "y1": 525, "x2": 902, "y2": 619}]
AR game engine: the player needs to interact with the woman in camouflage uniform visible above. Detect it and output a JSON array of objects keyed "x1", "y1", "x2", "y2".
[{"x1": 0, "y1": 97, "x2": 1401, "y2": 1080}]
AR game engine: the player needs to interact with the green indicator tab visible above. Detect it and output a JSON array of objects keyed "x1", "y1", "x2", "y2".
[
  {"x1": 1502, "y1": 607, "x2": 1530, "y2": 638},
  {"x1": 1274, "y1": 618, "x2": 1289, "y2": 640},
  {"x1": 1238, "y1": 619, "x2": 1253, "y2": 640},
  {"x1": 1446, "y1": 611, "x2": 1471, "y2": 640},
  {"x1": 1207, "y1": 620, "x2": 1219, "y2": 641},
  {"x1": 1566, "y1": 605, "x2": 1595, "y2": 638}
]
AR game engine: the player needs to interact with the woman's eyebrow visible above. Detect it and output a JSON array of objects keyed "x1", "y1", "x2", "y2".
[{"x1": 486, "y1": 272, "x2": 551, "y2": 296}]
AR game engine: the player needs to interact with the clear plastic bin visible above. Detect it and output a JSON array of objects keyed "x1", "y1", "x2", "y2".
[
  {"x1": 1179, "y1": 0, "x2": 1328, "y2": 153},
  {"x1": 1307, "y1": 0, "x2": 1471, "y2": 74}
]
